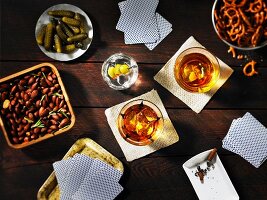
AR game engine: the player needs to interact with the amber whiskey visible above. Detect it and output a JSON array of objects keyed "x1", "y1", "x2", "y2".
[
  {"x1": 174, "y1": 48, "x2": 220, "y2": 93},
  {"x1": 117, "y1": 100, "x2": 164, "y2": 146}
]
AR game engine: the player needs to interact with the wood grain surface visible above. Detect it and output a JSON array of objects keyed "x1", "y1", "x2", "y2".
[{"x1": 0, "y1": 0, "x2": 267, "y2": 200}]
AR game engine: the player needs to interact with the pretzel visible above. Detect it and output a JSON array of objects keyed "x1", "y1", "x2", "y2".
[
  {"x1": 228, "y1": 46, "x2": 236, "y2": 58},
  {"x1": 236, "y1": 0, "x2": 247, "y2": 7},
  {"x1": 248, "y1": 0, "x2": 263, "y2": 13},
  {"x1": 214, "y1": 0, "x2": 267, "y2": 47},
  {"x1": 243, "y1": 60, "x2": 258, "y2": 76},
  {"x1": 237, "y1": 54, "x2": 244, "y2": 59},
  {"x1": 223, "y1": 0, "x2": 236, "y2": 6},
  {"x1": 238, "y1": 8, "x2": 252, "y2": 27},
  {"x1": 251, "y1": 26, "x2": 264, "y2": 46}
]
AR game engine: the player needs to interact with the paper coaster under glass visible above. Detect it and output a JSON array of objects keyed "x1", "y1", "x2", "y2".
[
  {"x1": 154, "y1": 36, "x2": 233, "y2": 113},
  {"x1": 105, "y1": 89, "x2": 179, "y2": 162}
]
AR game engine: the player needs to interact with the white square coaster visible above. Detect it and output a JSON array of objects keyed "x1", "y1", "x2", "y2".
[
  {"x1": 105, "y1": 89, "x2": 179, "y2": 162},
  {"x1": 154, "y1": 36, "x2": 234, "y2": 113}
]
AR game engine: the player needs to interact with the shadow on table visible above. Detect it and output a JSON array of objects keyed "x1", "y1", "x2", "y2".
[
  {"x1": 73, "y1": 13, "x2": 107, "y2": 61},
  {"x1": 59, "y1": 69, "x2": 88, "y2": 108},
  {"x1": 144, "y1": 114, "x2": 209, "y2": 165},
  {"x1": 115, "y1": 158, "x2": 131, "y2": 200}
]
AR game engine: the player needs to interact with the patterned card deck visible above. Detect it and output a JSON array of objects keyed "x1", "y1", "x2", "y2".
[
  {"x1": 145, "y1": 13, "x2": 172, "y2": 50},
  {"x1": 116, "y1": 0, "x2": 158, "y2": 31},
  {"x1": 53, "y1": 158, "x2": 75, "y2": 192},
  {"x1": 222, "y1": 112, "x2": 267, "y2": 168},
  {"x1": 117, "y1": 0, "x2": 172, "y2": 49},
  {"x1": 60, "y1": 154, "x2": 94, "y2": 200},
  {"x1": 72, "y1": 159, "x2": 123, "y2": 200},
  {"x1": 52, "y1": 154, "x2": 123, "y2": 200}
]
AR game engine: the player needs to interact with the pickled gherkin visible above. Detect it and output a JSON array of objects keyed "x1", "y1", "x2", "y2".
[
  {"x1": 74, "y1": 13, "x2": 82, "y2": 21},
  {"x1": 54, "y1": 34, "x2": 62, "y2": 53},
  {"x1": 56, "y1": 25, "x2": 68, "y2": 43},
  {"x1": 59, "y1": 21, "x2": 74, "y2": 37},
  {"x1": 67, "y1": 33, "x2": 88, "y2": 43},
  {"x1": 36, "y1": 25, "x2": 46, "y2": 45},
  {"x1": 44, "y1": 23, "x2": 53, "y2": 50},
  {"x1": 74, "y1": 13, "x2": 86, "y2": 33},
  {"x1": 79, "y1": 22, "x2": 86, "y2": 34},
  {"x1": 62, "y1": 17, "x2": 80, "y2": 27},
  {"x1": 68, "y1": 25, "x2": 80, "y2": 34},
  {"x1": 64, "y1": 44, "x2": 76, "y2": 53},
  {"x1": 50, "y1": 18, "x2": 58, "y2": 28},
  {"x1": 48, "y1": 10, "x2": 75, "y2": 18},
  {"x1": 75, "y1": 42, "x2": 84, "y2": 49},
  {"x1": 37, "y1": 9, "x2": 89, "y2": 54}
]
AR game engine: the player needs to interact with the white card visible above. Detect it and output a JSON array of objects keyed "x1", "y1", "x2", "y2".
[
  {"x1": 53, "y1": 158, "x2": 74, "y2": 191},
  {"x1": 119, "y1": 1, "x2": 171, "y2": 46},
  {"x1": 60, "y1": 154, "x2": 94, "y2": 200},
  {"x1": 145, "y1": 13, "x2": 173, "y2": 50},
  {"x1": 72, "y1": 159, "x2": 123, "y2": 200},
  {"x1": 228, "y1": 113, "x2": 267, "y2": 168},
  {"x1": 117, "y1": 0, "x2": 159, "y2": 44}
]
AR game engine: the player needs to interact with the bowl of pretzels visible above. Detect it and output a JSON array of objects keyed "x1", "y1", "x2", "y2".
[{"x1": 212, "y1": 0, "x2": 267, "y2": 50}]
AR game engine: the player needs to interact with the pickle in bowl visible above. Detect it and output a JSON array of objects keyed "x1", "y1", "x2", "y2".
[
  {"x1": 35, "y1": 4, "x2": 93, "y2": 61},
  {"x1": 36, "y1": 9, "x2": 88, "y2": 54}
]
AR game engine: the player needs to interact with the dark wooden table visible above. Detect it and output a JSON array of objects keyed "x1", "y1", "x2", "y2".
[{"x1": 1, "y1": 0, "x2": 267, "y2": 199}]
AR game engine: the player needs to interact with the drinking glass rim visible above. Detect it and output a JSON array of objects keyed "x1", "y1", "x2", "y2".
[
  {"x1": 117, "y1": 99, "x2": 164, "y2": 146},
  {"x1": 174, "y1": 47, "x2": 220, "y2": 93}
]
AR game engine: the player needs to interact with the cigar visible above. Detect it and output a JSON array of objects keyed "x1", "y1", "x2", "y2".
[{"x1": 208, "y1": 148, "x2": 217, "y2": 161}]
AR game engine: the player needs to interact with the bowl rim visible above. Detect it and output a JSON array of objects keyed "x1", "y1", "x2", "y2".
[
  {"x1": 0, "y1": 63, "x2": 76, "y2": 149},
  {"x1": 211, "y1": 0, "x2": 267, "y2": 51},
  {"x1": 35, "y1": 3, "x2": 94, "y2": 61},
  {"x1": 117, "y1": 99, "x2": 164, "y2": 146}
]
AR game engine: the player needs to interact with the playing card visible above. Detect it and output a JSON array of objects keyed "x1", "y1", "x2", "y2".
[
  {"x1": 124, "y1": 16, "x2": 159, "y2": 44},
  {"x1": 59, "y1": 154, "x2": 94, "y2": 200},
  {"x1": 222, "y1": 113, "x2": 267, "y2": 168},
  {"x1": 116, "y1": 0, "x2": 158, "y2": 31},
  {"x1": 222, "y1": 119, "x2": 242, "y2": 154},
  {"x1": 118, "y1": 1, "x2": 171, "y2": 47},
  {"x1": 72, "y1": 159, "x2": 123, "y2": 200},
  {"x1": 145, "y1": 13, "x2": 173, "y2": 50},
  {"x1": 228, "y1": 113, "x2": 267, "y2": 168},
  {"x1": 116, "y1": 0, "x2": 159, "y2": 44},
  {"x1": 118, "y1": 1, "x2": 159, "y2": 44},
  {"x1": 53, "y1": 158, "x2": 74, "y2": 191}
]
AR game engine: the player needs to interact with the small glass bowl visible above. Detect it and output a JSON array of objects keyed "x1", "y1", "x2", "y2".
[
  {"x1": 102, "y1": 53, "x2": 138, "y2": 90},
  {"x1": 211, "y1": 0, "x2": 267, "y2": 50},
  {"x1": 174, "y1": 47, "x2": 220, "y2": 93},
  {"x1": 117, "y1": 99, "x2": 164, "y2": 146}
]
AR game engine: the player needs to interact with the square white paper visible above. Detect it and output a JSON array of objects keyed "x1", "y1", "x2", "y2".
[
  {"x1": 154, "y1": 36, "x2": 234, "y2": 113},
  {"x1": 105, "y1": 89, "x2": 179, "y2": 162}
]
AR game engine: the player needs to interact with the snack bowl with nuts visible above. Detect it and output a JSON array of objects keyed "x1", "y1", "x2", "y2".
[{"x1": 0, "y1": 63, "x2": 75, "y2": 149}]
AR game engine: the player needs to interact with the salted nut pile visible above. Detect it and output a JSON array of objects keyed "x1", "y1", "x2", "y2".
[{"x1": 0, "y1": 67, "x2": 71, "y2": 144}]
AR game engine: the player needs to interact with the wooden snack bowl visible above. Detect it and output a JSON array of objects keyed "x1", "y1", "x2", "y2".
[{"x1": 0, "y1": 63, "x2": 76, "y2": 149}]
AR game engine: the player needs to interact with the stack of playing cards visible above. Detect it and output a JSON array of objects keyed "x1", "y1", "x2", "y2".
[
  {"x1": 116, "y1": 0, "x2": 172, "y2": 50},
  {"x1": 222, "y1": 112, "x2": 267, "y2": 168},
  {"x1": 53, "y1": 153, "x2": 123, "y2": 200}
]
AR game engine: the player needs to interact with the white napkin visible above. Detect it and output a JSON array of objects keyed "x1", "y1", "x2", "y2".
[
  {"x1": 105, "y1": 89, "x2": 179, "y2": 162},
  {"x1": 154, "y1": 36, "x2": 233, "y2": 113}
]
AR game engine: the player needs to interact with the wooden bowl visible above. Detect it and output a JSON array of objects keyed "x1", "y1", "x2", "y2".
[{"x1": 0, "y1": 63, "x2": 76, "y2": 149}]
